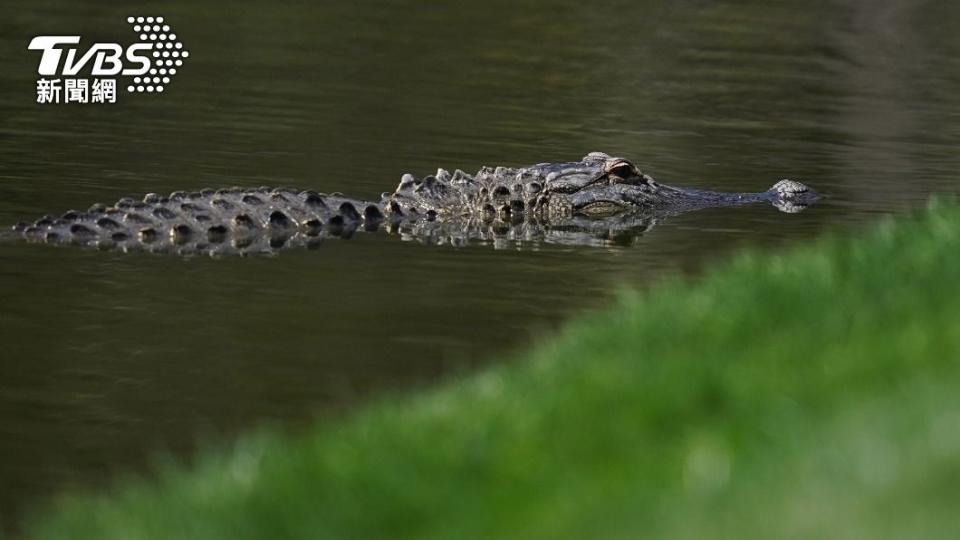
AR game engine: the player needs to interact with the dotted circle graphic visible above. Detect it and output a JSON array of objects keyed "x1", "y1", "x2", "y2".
[{"x1": 126, "y1": 15, "x2": 188, "y2": 94}]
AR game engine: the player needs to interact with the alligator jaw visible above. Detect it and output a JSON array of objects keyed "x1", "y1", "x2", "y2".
[
  {"x1": 767, "y1": 179, "x2": 819, "y2": 213},
  {"x1": 567, "y1": 183, "x2": 660, "y2": 216}
]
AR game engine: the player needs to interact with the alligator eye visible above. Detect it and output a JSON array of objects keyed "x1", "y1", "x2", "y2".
[{"x1": 604, "y1": 159, "x2": 638, "y2": 178}]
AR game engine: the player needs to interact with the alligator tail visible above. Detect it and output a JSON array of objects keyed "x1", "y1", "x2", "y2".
[{"x1": 10, "y1": 187, "x2": 386, "y2": 255}]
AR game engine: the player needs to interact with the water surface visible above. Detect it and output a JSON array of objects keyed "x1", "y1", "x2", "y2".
[{"x1": 2, "y1": 0, "x2": 959, "y2": 527}]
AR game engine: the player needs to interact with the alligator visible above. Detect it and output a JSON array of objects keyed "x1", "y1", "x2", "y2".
[{"x1": 6, "y1": 152, "x2": 817, "y2": 255}]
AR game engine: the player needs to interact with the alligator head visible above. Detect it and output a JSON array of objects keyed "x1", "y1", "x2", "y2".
[
  {"x1": 534, "y1": 152, "x2": 816, "y2": 216},
  {"x1": 533, "y1": 151, "x2": 662, "y2": 217}
]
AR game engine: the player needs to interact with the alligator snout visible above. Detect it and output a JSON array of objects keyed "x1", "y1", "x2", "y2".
[
  {"x1": 769, "y1": 179, "x2": 818, "y2": 213},
  {"x1": 771, "y1": 179, "x2": 813, "y2": 197}
]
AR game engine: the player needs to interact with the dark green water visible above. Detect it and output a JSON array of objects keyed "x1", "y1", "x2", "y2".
[{"x1": 2, "y1": 0, "x2": 959, "y2": 527}]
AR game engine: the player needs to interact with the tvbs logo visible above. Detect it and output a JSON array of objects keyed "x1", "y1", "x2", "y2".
[
  {"x1": 28, "y1": 16, "x2": 189, "y2": 105},
  {"x1": 29, "y1": 37, "x2": 153, "y2": 76}
]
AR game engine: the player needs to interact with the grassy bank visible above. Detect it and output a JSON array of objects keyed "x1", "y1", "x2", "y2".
[{"x1": 23, "y1": 200, "x2": 960, "y2": 539}]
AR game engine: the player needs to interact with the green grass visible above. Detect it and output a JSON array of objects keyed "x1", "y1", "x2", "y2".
[{"x1": 22, "y1": 200, "x2": 960, "y2": 539}]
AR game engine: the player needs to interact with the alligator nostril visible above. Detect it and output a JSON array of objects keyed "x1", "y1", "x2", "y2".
[{"x1": 771, "y1": 179, "x2": 811, "y2": 197}]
